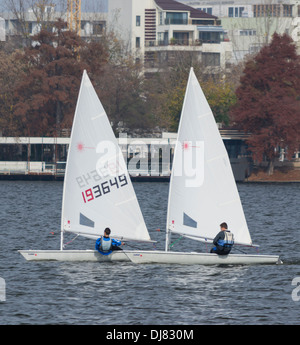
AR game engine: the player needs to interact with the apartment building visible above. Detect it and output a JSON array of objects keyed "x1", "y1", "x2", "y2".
[
  {"x1": 180, "y1": 0, "x2": 300, "y2": 60},
  {"x1": 108, "y1": 0, "x2": 232, "y2": 70},
  {"x1": 0, "y1": 5, "x2": 106, "y2": 40}
]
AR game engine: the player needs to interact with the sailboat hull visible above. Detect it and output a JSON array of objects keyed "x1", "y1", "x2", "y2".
[
  {"x1": 126, "y1": 251, "x2": 282, "y2": 265},
  {"x1": 19, "y1": 250, "x2": 282, "y2": 265},
  {"x1": 18, "y1": 250, "x2": 131, "y2": 262}
]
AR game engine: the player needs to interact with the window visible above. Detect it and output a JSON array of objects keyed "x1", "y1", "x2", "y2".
[
  {"x1": 198, "y1": 8, "x2": 212, "y2": 15},
  {"x1": 136, "y1": 15, "x2": 141, "y2": 26},
  {"x1": 202, "y1": 53, "x2": 220, "y2": 67},
  {"x1": 136, "y1": 37, "x2": 140, "y2": 48},
  {"x1": 228, "y1": 7, "x2": 245, "y2": 17},
  {"x1": 199, "y1": 31, "x2": 221, "y2": 43},
  {"x1": 165, "y1": 12, "x2": 188, "y2": 25},
  {"x1": 253, "y1": 4, "x2": 280, "y2": 17},
  {"x1": 240, "y1": 29, "x2": 256, "y2": 36},
  {"x1": 173, "y1": 32, "x2": 189, "y2": 45},
  {"x1": 283, "y1": 5, "x2": 293, "y2": 17},
  {"x1": 93, "y1": 23, "x2": 103, "y2": 35}
]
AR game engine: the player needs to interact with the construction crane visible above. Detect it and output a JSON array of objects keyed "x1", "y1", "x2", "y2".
[{"x1": 67, "y1": 0, "x2": 81, "y2": 36}]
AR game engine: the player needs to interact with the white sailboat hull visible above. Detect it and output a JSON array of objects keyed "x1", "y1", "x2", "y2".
[
  {"x1": 126, "y1": 251, "x2": 282, "y2": 265},
  {"x1": 18, "y1": 250, "x2": 131, "y2": 262},
  {"x1": 19, "y1": 249, "x2": 282, "y2": 265}
]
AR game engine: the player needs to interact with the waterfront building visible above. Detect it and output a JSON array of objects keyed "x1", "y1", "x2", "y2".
[
  {"x1": 0, "y1": 131, "x2": 252, "y2": 181},
  {"x1": 179, "y1": 0, "x2": 300, "y2": 61},
  {"x1": 1, "y1": 130, "x2": 299, "y2": 181}
]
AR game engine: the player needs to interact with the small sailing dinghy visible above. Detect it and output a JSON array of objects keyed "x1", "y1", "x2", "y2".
[
  {"x1": 19, "y1": 70, "x2": 153, "y2": 261},
  {"x1": 127, "y1": 68, "x2": 282, "y2": 265}
]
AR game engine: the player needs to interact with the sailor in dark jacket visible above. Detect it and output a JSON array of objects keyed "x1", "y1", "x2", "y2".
[{"x1": 210, "y1": 222, "x2": 234, "y2": 255}]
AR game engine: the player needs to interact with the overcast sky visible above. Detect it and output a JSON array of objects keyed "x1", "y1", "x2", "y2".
[{"x1": 0, "y1": 0, "x2": 108, "y2": 13}]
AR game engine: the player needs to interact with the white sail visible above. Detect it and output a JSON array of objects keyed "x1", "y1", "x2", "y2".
[
  {"x1": 166, "y1": 68, "x2": 252, "y2": 247},
  {"x1": 61, "y1": 70, "x2": 151, "y2": 243}
]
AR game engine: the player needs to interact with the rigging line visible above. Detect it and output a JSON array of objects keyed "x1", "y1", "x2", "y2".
[
  {"x1": 63, "y1": 234, "x2": 80, "y2": 249},
  {"x1": 117, "y1": 237, "x2": 138, "y2": 262},
  {"x1": 170, "y1": 236, "x2": 184, "y2": 248},
  {"x1": 233, "y1": 246, "x2": 247, "y2": 254}
]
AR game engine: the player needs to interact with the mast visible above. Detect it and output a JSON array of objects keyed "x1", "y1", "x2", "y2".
[
  {"x1": 165, "y1": 68, "x2": 194, "y2": 252},
  {"x1": 60, "y1": 230, "x2": 64, "y2": 250},
  {"x1": 59, "y1": 70, "x2": 86, "y2": 251}
]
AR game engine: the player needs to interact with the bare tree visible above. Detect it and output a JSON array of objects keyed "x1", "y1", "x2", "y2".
[{"x1": 5, "y1": 0, "x2": 62, "y2": 41}]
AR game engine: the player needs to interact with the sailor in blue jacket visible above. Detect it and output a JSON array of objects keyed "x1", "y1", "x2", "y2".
[
  {"x1": 95, "y1": 228, "x2": 125, "y2": 255},
  {"x1": 210, "y1": 222, "x2": 234, "y2": 255}
]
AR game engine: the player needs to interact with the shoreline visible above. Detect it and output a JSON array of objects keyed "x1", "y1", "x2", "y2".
[
  {"x1": 245, "y1": 167, "x2": 300, "y2": 183},
  {"x1": 0, "y1": 173, "x2": 299, "y2": 183},
  {"x1": 0, "y1": 173, "x2": 170, "y2": 182}
]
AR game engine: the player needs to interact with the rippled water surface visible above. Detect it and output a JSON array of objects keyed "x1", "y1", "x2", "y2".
[{"x1": 0, "y1": 181, "x2": 299, "y2": 325}]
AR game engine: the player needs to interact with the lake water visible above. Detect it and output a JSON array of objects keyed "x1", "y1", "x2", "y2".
[{"x1": 0, "y1": 180, "x2": 300, "y2": 326}]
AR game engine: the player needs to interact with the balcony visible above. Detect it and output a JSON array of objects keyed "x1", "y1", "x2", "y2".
[
  {"x1": 163, "y1": 18, "x2": 189, "y2": 25},
  {"x1": 145, "y1": 38, "x2": 202, "y2": 47},
  {"x1": 145, "y1": 36, "x2": 228, "y2": 48}
]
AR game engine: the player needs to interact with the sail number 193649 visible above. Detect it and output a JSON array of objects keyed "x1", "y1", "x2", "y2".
[{"x1": 82, "y1": 174, "x2": 128, "y2": 203}]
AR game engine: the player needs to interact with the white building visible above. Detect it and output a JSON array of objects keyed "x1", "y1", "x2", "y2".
[
  {"x1": 108, "y1": 0, "x2": 233, "y2": 70},
  {"x1": 179, "y1": 0, "x2": 300, "y2": 60},
  {"x1": 0, "y1": 16, "x2": 5, "y2": 41}
]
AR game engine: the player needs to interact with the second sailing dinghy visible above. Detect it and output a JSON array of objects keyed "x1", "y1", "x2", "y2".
[
  {"x1": 127, "y1": 68, "x2": 281, "y2": 265},
  {"x1": 19, "y1": 70, "x2": 153, "y2": 261}
]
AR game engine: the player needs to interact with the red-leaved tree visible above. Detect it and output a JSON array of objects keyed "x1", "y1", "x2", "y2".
[
  {"x1": 13, "y1": 20, "x2": 90, "y2": 136},
  {"x1": 231, "y1": 33, "x2": 300, "y2": 174}
]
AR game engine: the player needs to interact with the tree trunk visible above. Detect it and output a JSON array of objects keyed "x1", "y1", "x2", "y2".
[
  {"x1": 267, "y1": 159, "x2": 274, "y2": 175},
  {"x1": 56, "y1": 100, "x2": 62, "y2": 136}
]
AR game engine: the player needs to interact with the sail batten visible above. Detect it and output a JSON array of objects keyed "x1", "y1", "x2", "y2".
[
  {"x1": 166, "y1": 68, "x2": 252, "y2": 247},
  {"x1": 61, "y1": 70, "x2": 151, "y2": 243}
]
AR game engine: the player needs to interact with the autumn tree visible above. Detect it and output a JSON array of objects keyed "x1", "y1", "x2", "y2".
[
  {"x1": 201, "y1": 76, "x2": 236, "y2": 126},
  {"x1": 0, "y1": 49, "x2": 27, "y2": 135},
  {"x1": 13, "y1": 20, "x2": 90, "y2": 136},
  {"x1": 151, "y1": 53, "x2": 237, "y2": 131},
  {"x1": 231, "y1": 33, "x2": 300, "y2": 175},
  {"x1": 1, "y1": 19, "x2": 152, "y2": 137}
]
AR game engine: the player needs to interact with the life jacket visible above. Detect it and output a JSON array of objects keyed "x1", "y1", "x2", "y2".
[
  {"x1": 100, "y1": 237, "x2": 112, "y2": 253},
  {"x1": 217, "y1": 230, "x2": 234, "y2": 249}
]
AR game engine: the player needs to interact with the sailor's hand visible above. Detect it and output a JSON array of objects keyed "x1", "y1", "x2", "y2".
[{"x1": 121, "y1": 242, "x2": 125, "y2": 246}]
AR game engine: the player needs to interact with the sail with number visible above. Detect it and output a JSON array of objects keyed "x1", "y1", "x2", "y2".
[
  {"x1": 61, "y1": 70, "x2": 151, "y2": 243},
  {"x1": 166, "y1": 68, "x2": 252, "y2": 247}
]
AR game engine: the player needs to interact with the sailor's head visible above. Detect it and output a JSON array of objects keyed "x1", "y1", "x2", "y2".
[
  {"x1": 220, "y1": 222, "x2": 228, "y2": 231},
  {"x1": 104, "y1": 228, "x2": 111, "y2": 237}
]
